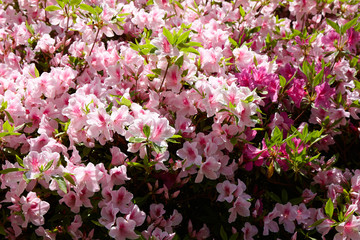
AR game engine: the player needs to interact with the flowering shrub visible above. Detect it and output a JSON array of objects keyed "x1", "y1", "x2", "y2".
[{"x1": 0, "y1": 0, "x2": 360, "y2": 239}]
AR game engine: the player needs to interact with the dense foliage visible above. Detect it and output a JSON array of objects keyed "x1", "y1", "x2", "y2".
[{"x1": 0, "y1": 0, "x2": 360, "y2": 239}]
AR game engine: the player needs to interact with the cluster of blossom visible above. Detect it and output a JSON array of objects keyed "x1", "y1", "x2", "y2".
[{"x1": 0, "y1": 0, "x2": 359, "y2": 239}]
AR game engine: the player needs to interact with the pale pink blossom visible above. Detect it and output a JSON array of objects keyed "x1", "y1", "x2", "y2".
[
  {"x1": 242, "y1": 222, "x2": 258, "y2": 240},
  {"x1": 109, "y1": 218, "x2": 138, "y2": 240},
  {"x1": 216, "y1": 180, "x2": 237, "y2": 203},
  {"x1": 111, "y1": 187, "x2": 133, "y2": 214},
  {"x1": 195, "y1": 157, "x2": 221, "y2": 183},
  {"x1": 335, "y1": 215, "x2": 360, "y2": 240},
  {"x1": 19, "y1": 191, "x2": 50, "y2": 227},
  {"x1": 176, "y1": 141, "x2": 202, "y2": 169}
]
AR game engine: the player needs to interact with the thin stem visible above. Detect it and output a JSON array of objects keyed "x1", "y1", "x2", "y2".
[
  {"x1": 76, "y1": 26, "x2": 101, "y2": 78},
  {"x1": 61, "y1": 6, "x2": 70, "y2": 58},
  {"x1": 159, "y1": 62, "x2": 170, "y2": 92}
]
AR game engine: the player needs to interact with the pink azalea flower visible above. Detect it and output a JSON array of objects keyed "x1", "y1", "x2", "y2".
[
  {"x1": 110, "y1": 165, "x2": 130, "y2": 186},
  {"x1": 176, "y1": 141, "x2": 202, "y2": 169},
  {"x1": 59, "y1": 190, "x2": 82, "y2": 213},
  {"x1": 111, "y1": 187, "x2": 133, "y2": 214},
  {"x1": 19, "y1": 191, "x2": 50, "y2": 227},
  {"x1": 233, "y1": 45, "x2": 254, "y2": 70},
  {"x1": 109, "y1": 218, "x2": 138, "y2": 240},
  {"x1": 99, "y1": 205, "x2": 119, "y2": 229},
  {"x1": 263, "y1": 211, "x2": 280, "y2": 235},
  {"x1": 150, "y1": 203, "x2": 166, "y2": 220},
  {"x1": 228, "y1": 195, "x2": 251, "y2": 223},
  {"x1": 195, "y1": 157, "x2": 221, "y2": 183},
  {"x1": 242, "y1": 222, "x2": 258, "y2": 240},
  {"x1": 86, "y1": 106, "x2": 113, "y2": 143},
  {"x1": 67, "y1": 215, "x2": 83, "y2": 240},
  {"x1": 126, "y1": 204, "x2": 146, "y2": 226},
  {"x1": 73, "y1": 163, "x2": 102, "y2": 193},
  {"x1": 274, "y1": 203, "x2": 298, "y2": 233},
  {"x1": 335, "y1": 215, "x2": 360, "y2": 240},
  {"x1": 110, "y1": 146, "x2": 128, "y2": 166},
  {"x1": 110, "y1": 105, "x2": 134, "y2": 136},
  {"x1": 316, "y1": 209, "x2": 335, "y2": 238},
  {"x1": 216, "y1": 180, "x2": 237, "y2": 203}
]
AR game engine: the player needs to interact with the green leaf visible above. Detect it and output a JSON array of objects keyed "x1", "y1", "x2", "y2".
[
  {"x1": 313, "y1": 69, "x2": 324, "y2": 87},
  {"x1": 220, "y1": 226, "x2": 228, "y2": 240},
  {"x1": 146, "y1": 0, "x2": 154, "y2": 5},
  {"x1": 279, "y1": 75, "x2": 286, "y2": 87},
  {"x1": 0, "y1": 224, "x2": 6, "y2": 236},
  {"x1": 326, "y1": 19, "x2": 340, "y2": 33},
  {"x1": 163, "y1": 27, "x2": 174, "y2": 45},
  {"x1": 281, "y1": 189, "x2": 288, "y2": 203},
  {"x1": 289, "y1": 197, "x2": 303, "y2": 205},
  {"x1": 79, "y1": 4, "x2": 97, "y2": 15},
  {"x1": 325, "y1": 198, "x2": 334, "y2": 219},
  {"x1": 271, "y1": 126, "x2": 283, "y2": 143},
  {"x1": 127, "y1": 161, "x2": 144, "y2": 169},
  {"x1": 110, "y1": 94, "x2": 132, "y2": 108},
  {"x1": 170, "y1": 134, "x2": 182, "y2": 139},
  {"x1": 342, "y1": 17, "x2": 358, "y2": 34},
  {"x1": 94, "y1": 6, "x2": 103, "y2": 14},
  {"x1": 174, "y1": 1, "x2": 184, "y2": 10},
  {"x1": 45, "y1": 5, "x2": 62, "y2": 11},
  {"x1": 186, "y1": 41, "x2": 203, "y2": 47},
  {"x1": 175, "y1": 55, "x2": 184, "y2": 68},
  {"x1": 16, "y1": 155, "x2": 24, "y2": 167},
  {"x1": 0, "y1": 132, "x2": 21, "y2": 137},
  {"x1": 350, "y1": 56, "x2": 359, "y2": 68},
  {"x1": 25, "y1": 20, "x2": 34, "y2": 35},
  {"x1": 0, "y1": 168, "x2": 27, "y2": 174},
  {"x1": 239, "y1": 5, "x2": 246, "y2": 18},
  {"x1": 176, "y1": 30, "x2": 190, "y2": 45},
  {"x1": 106, "y1": 102, "x2": 113, "y2": 113},
  {"x1": 70, "y1": 0, "x2": 82, "y2": 6},
  {"x1": 301, "y1": 60, "x2": 311, "y2": 80},
  {"x1": 128, "y1": 137, "x2": 146, "y2": 143},
  {"x1": 152, "y1": 68, "x2": 162, "y2": 75},
  {"x1": 308, "y1": 218, "x2": 326, "y2": 229},
  {"x1": 354, "y1": 80, "x2": 360, "y2": 90},
  {"x1": 53, "y1": 176, "x2": 67, "y2": 193},
  {"x1": 43, "y1": 159, "x2": 54, "y2": 171},
  {"x1": 91, "y1": 220, "x2": 103, "y2": 227},
  {"x1": 268, "y1": 192, "x2": 281, "y2": 203},
  {"x1": 56, "y1": 0, "x2": 65, "y2": 8},
  {"x1": 152, "y1": 142, "x2": 167, "y2": 154},
  {"x1": 180, "y1": 47, "x2": 199, "y2": 55},
  {"x1": 3, "y1": 120, "x2": 13, "y2": 132},
  {"x1": 248, "y1": 26, "x2": 261, "y2": 35},
  {"x1": 228, "y1": 37, "x2": 238, "y2": 48},
  {"x1": 0, "y1": 101, "x2": 7, "y2": 111},
  {"x1": 63, "y1": 172, "x2": 76, "y2": 186},
  {"x1": 143, "y1": 124, "x2": 151, "y2": 139},
  {"x1": 3, "y1": 110, "x2": 13, "y2": 124},
  {"x1": 229, "y1": 233, "x2": 239, "y2": 240},
  {"x1": 242, "y1": 95, "x2": 254, "y2": 103},
  {"x1": 34, "y1": 66, "x2": 40, "y2": 78}
]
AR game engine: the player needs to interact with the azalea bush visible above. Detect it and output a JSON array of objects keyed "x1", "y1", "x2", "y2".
[{"x1": 0, "y1": 0, "x2": 360, "y2": 239}]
